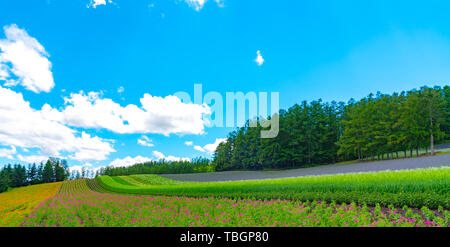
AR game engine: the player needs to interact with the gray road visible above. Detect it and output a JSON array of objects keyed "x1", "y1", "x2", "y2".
[{"x1": 161, "y1": 153, "x2": 450, "y2": 182}]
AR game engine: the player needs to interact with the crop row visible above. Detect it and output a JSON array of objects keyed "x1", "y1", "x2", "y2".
[
  {"x1": 22, "y1": 179, "x2": 449, "y2": 227},
  {"x1": 96, "y1": 167, "x2": 450, "y2": 209}
]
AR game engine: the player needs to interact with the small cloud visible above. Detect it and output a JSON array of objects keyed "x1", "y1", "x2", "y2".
[
  {"x1": 137, "y1": 135, "x2": 154, "y2": 147},
  {"x1": 117, "y1": 86, "x2": 124, "y2": 93},
  {"x1": 184, "y1": 0, "x2": 224, "y2": 11},
  {"x1": 152, "y1": 151, "x2": 190, "y2": 162},
  {"x1": 191, "y1": 138, "x2": 227, "y2": 154},
  {"x1": 255, "y1": 50, "x2": 264, "y2": 66},
  {"x1": 185, "y1": 0, "x2": 206, "y2": 11},
  {"x1": 83, "y1": 162, "x2": 93, "y2": 167},
  {"x1": 194, "y1": 145, "x2": 205, "y2": 152},
  {"x1": 109, "y1": 156, "x2": 152, "y2": 167},
  {"x1": 0, "y1": 146, "x2": 16, "y2": 159},
  {"x1": 215, "y1": 0, "x2": 225, "y2": 8},
  {"x1": 184, "y1": 141, "x2": 193, "y2": 146},
  {"x1": 88, "y1": 0, "x2": 113, "y2": 8}
]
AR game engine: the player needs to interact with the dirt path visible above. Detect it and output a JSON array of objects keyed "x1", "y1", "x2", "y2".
[{"x1": 161, "y1": 153, "x2": 450, "y2": 182}]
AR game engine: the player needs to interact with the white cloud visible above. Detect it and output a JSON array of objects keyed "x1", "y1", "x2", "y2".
[
  {"x1": 68, "y1": 132, "x2": 116, "y2": 161},
  {"x1": 137, "y1": 135, "x2": 154, "y2": 147},
  {"x1": 16, "y1": 154, "x2": 48, "y2": 164},
  {"x1": 0, "y1": 146, "x2": 16, "y2": 159},
  {"x1": 152, "y1": 151, "x2": 190, "y2": 162},
  {"x1": 193, "y1": 138, "x2": 227, "y2": 154},
  {"x1": 68, "y1": 165, "x2": 84, "y2": 173},
  {"x1": 215, "y1": 0, "x2": 225, "y2": 8},
  {"x1": 117, "y1": 86, "x2": 124, "y2": 93},
  {"x1": 41, "y1": 91, "x2": 211, "y2": 136},
  {"x1": 0, "y1": 24, "x2": 54, "y2": 93},
  {"x1": 184, "y1": 0, "x2": 224, "y2": 11},
  {"x1": 109, "y1": 156, "x2": 152, "y2": 167},
  {"x1": 88, "y1": 0, "x2": 113, "y2": 8},
  {"x1": 184, "y1": 141, "x2": 193, "y2": 146},
  {"x1": 83, "y1": 162, "x2": 93, "y2": 167},
  {"x1": 185, "y1": 0, "x2": 206, "y2": 11},
  {"x1": 255, "y1": 50, "x2": 264, "y2": 66},
  {"x1": 194, "y1": 145, "x2": 205, "y2": 152},
  {"x1": 203, "y1": 138, "x2": 227, "y2": 153},
  {"x1": 0, "y1": 85, "x2": 115, "y2": 162}
]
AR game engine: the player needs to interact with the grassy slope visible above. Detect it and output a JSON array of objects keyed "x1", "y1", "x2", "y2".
[
  {"x1": 0, "y1": 182, "x2": 62, "y2": 226},
  {"x1": 97, "y1": 167, "x2": 450, "y2": 209}
]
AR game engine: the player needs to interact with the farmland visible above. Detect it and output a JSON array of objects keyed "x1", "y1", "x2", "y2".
[
  {"x1": 98, "y1": 167, "x2": 450, "y2": 209},
  {"x1": 22, "y1": 178, "x2": 449, "y2": 227},
  {"x1": 0, "y1": 167, "x2": 447, "y2": 227},
  {"x1": 0, "y1": 182, "x2": 62, "y2": 226}
]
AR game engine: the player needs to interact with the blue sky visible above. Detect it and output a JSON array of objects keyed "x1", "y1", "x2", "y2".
[{"x1": 0, "y1": 0, "x2": 449, "y2": 171}]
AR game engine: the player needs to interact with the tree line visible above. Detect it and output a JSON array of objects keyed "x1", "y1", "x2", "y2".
[
  {"x1": 0, "y1": 158, "x2": 73, "y2": 193},
  {"x1": 212, "y1": 86, "x2": 450, "y2": 171},
  {"x1": 98, "y1": 157, "x2": 212, "y2": 176}
]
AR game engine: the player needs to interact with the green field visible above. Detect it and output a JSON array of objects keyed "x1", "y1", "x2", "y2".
[{"x1": 97, "y1": 167, "x2": 450, "y2": 209}]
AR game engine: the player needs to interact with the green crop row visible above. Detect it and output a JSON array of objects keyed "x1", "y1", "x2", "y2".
[{"x1": 96, "y1": 167, "x2": 450, "y2": 209}]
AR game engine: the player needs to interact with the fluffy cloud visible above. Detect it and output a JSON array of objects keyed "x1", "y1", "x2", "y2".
[
  {"x1": 203, "y1": 138, "x2": 227, "y2": 153},
  {"x1": 88, "y1": 0, "x2": 113, "y2": 8},
  {"x1": 0, "y1": 24, "x2": 54, "y2": 93},
  {"x1": 137, "y1": 135, "x2": 154, "y2": 147},
  {"x1": 109, "y1": 156, "x2": 152, "y2": 167},
  {"x1": 0, "y1": 146, "x2": 16, "y2": 159},
  {"x1": 17, "y1": 154, "x2": 48, "y2": 164},
  {"x1": 0, "y1": 85, "x2": 115, "y2": 162},
  {"x1": 255, "y1": 50, "x2": 264, "y2": 66},
  {"x1": 68, "y1": 132, "x2": 116, "y2": 161},
  {"x1": 152, "y1": 151, "x2": 190, "y2": 162},
  {"x1": 41, "y1": 91, "x2": 210, "y2": 136},
  {"x1": 184, "y1": 141, "x2": 193, "y2": 146},
  {"x1": 193, "y1": 138, "x2": 227, "y2": 154}
]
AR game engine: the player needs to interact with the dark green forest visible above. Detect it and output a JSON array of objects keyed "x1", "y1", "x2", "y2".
[
  {"x1": 0, "y1": 158, "x2": 71, "y2": 193},
  {"x1": 212, "y1": 85, "x2": 450, "y2": 171}
]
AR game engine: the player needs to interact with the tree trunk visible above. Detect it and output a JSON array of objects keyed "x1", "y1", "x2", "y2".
[
  {"x1": 430, "y1": 131, "x2": 435, "y2": 156},
  {"x1": 404, "y1": 150, "x2": 407, "y2": 158},
  {"x1": 416, "y1": 147, "x2": 419, "y2": 157},
  {"x1": 430, "y1": 102, "x2": 435, "y2": 156},
  {"x1": 410, "y1": 149, "x2": 413, "y2": 158},
  {"x1": 396, "y1": 151, "x2": 398, "y2": 159}
]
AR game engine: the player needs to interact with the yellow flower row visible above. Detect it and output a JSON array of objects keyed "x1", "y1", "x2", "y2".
[{"x1": 0, "y1": 182, "x2": 62, "y2": 227}]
